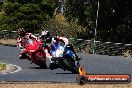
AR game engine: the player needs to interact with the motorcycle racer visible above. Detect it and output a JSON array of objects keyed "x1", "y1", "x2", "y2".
[
  {"x1": 39, "y1": 30, "x2": 80, "y2": 63},
  {"x1": 17, "y1": 28, "x2": 37, "y2": 59}
]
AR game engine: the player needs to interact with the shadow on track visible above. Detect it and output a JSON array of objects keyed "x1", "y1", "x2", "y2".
[
  {"x1": 29, "y1": 67, "x2": 48, "y2": 69},
  {"x1": 55, "y1": 72, "x2": 75, "y2": 74}
]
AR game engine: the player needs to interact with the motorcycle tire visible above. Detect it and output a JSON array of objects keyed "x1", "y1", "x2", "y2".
[
  {"x1": 62, "y1": 55, "x2": 79, "y2": 74},
  {"x1": 37, "y1": 53, "x2": 47, "y2": 69},
  {"x1": 49, "y1": 62, "x2": 58, "y2": 70}
]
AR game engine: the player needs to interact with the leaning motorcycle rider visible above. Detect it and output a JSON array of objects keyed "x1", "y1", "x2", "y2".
[
  {"x1": 39, "y1": 30, "x2": 80, "y2": 65},
  {"x1": 17, "y1": 28, "x2": 37, "y2": 59}
]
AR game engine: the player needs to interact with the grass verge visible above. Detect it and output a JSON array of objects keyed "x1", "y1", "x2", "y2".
[
  {"x1": 0, "y1": 62, "x2": 6, "y2": 71},
  {"x1": 0, "y1": 83, "x2": 132, "y2": 88},
  {"x1": 0, "y1": 39, "x2": 17, "y2": 46}
]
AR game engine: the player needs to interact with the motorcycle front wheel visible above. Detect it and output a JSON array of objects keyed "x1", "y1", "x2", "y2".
[
  {"x1": 62, "y1": 55, "x2": 80, "y2": 74},
  {"x1": 37, "y1": 53, "x2": 47, "y2": 69}
]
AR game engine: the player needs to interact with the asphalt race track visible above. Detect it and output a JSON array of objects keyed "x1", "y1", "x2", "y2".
[{"x1": 0, "y1": 45, "x2": 132, "y2": 83}]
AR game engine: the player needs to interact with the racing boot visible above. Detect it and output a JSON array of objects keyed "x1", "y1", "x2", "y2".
[
  {"x1": 19, "y1": 55, "x2": 24, "y2": 59},
  {"x1": 19, "y1": 53, "x2": 27, "y2": 59},
  {"x1": 74, "y1": 54, "x2": 81, "y2": 61}
]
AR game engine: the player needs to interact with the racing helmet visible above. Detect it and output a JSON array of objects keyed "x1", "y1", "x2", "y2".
[
  {"x1": 41, "y1": 30, "x2": 51, "y2": 39},
  {"x1": 41, "y1": 30, "x2": 52, "y2": 43},
  {"x1": 17, "y1": 28, "x2": 26, "y2": 37}
]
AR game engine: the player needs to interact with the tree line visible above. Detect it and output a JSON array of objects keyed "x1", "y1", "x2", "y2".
[
  {"x1": 0, "y1": 0, "x2": 56, "y2": 33},
  {"x1": 64, "y1": 0, "x2": 132, "y2": 43},
  {"x1": 0, "y1": 0, "x2": 132, "y2": 43}
]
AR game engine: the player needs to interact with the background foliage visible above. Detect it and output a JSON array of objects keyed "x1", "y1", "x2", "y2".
[
  {"x1": 0, "y1": 0, "x2": 56, "y2": 32},
  {"x1": 42, "y1": 14, "x2": 88, "y2": 39},
  {"x1": 64, "y1": 0, "x2": 132, "y2": 43},
  {"x1": 0, "y1": 0, "x2": 132, "y2": 43}
]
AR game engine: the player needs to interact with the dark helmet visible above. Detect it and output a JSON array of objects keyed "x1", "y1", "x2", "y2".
[
  {"x1": 17, "y1": 28, "x2": 26, "y2": 36},
  {"x1": 41, "y1": 30, "x2": 51, "y2": 39},
  {"x1": 41, "y1": 30, "x2": 52, "y2": 43}
]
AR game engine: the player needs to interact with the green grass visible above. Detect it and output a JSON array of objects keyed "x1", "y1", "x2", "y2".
[{"x1": 0, "y1": 62, "x2": 6, "y2": 71}]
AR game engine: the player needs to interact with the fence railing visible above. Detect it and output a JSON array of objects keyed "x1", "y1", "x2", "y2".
[
  {"x1": 0, "y1": 30, "x2": 132, "y2": 56},
  {"x1": 0, "y1": 30, "x2": 18, "y2": 39},
  {"x1": 70, "y1": 38, "x2": 132, "y2": 56}
]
